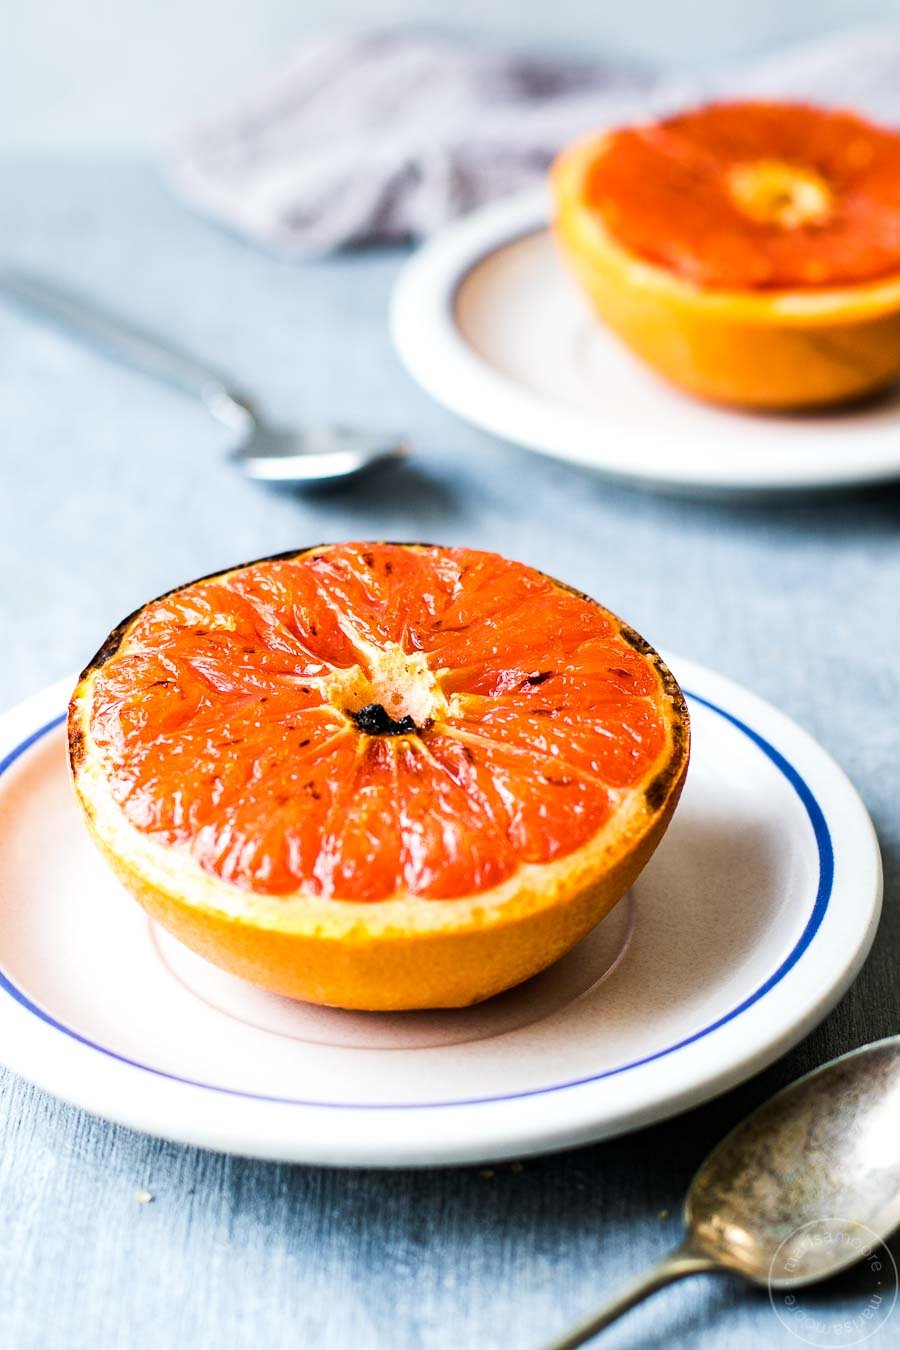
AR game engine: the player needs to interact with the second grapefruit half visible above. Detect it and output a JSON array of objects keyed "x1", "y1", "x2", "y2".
[{"x1": 552, "y1": 101, "x2": 900, "y2": 408}]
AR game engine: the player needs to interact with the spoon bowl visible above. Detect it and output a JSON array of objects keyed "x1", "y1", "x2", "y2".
[
  {"x1": 545, "y1": 1035, "x2": 900, "y2": 1348},
  {"x1": 688, "y1": 1036, "x2": 900, "y2": 1288},
  {"x1": 230, "y1": 419, "x2": 409, "y2": 482}
]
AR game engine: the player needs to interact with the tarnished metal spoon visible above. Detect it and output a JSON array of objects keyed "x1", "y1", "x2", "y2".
[
  {"x1": 543, "y1": 1036, "x2": 900, "y2": 1348},
  {"x1": 0, "y1": 269, "x2": 408, "y2": 485}
]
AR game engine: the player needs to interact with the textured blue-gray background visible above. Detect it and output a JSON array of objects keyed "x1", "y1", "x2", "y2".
[
  {"x1": 8, "y1": 1, "x2": 900, "y2": 151},
  {"x1": 1, "y1": 152, "x2": 899, "y2": 1347}
]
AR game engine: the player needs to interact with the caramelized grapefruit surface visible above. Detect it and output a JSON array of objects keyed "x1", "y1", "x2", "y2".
[
  {"x1": 585, "y1": 101, "x2": 900, "y2": 290},
  {"x1": 79, "y1": 544, "x2": 678, "y2": 903}
]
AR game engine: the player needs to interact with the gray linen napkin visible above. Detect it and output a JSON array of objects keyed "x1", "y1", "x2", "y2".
[{"x1": 172, "y1": 25, "x2": 900, "y2": 256}]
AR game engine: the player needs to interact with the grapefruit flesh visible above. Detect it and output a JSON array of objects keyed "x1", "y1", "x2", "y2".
[
  {"x1": 583, "y1": 102, "x2": 900, "y2": 290},
  {"x1": 69, "y1": 544, "x2": 689, "y2": 1009}
]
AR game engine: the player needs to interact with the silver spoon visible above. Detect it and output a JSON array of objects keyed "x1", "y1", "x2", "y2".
[
  {"x1": 544, "y1": 1035, "x2": 900, "y2": 1348},
  {"x1": 0, "y1": 268, "x2": 408, "y2": 484}
]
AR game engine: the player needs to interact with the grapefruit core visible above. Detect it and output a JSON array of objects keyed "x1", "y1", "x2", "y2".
[
  {"x1": 69, "y1": 544, "x2": 689, "y2": 1010},
  {"x1": 551, "y1": 101, "x2": 900, "y2": 408}
]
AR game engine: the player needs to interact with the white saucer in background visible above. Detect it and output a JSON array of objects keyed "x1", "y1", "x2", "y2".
[{"x1": 391, "y1": 192, "x2": 900, "y2": 496}]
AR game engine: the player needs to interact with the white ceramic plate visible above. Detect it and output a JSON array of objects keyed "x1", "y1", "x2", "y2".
[
  {"x1": 391, "y1": 191, "x2": 900, "y2": 496},
  {"x1": 0, "y1": 660, "x2": 882, "y2": 1167}
]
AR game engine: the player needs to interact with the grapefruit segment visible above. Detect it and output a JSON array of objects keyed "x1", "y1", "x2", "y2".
[
  {"x1": 445, "y1": 695, "x2": 666, "y2": 790},
  {"x1": 69, "y1": 543, "x2": 688, "y2": 1009},
  {"x1": 428, "y1": 731, "x2": 612, "y2": 866}
]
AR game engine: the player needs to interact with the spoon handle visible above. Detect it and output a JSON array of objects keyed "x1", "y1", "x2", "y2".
[
  {"x1": 541, "y1": 1244, "x2": 720, "y2": 1350},
  {"x1": 0, "y1": 267, "x2": 252, "y2": 428}
]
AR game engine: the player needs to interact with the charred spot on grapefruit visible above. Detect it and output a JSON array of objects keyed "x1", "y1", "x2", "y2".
[{"x1": 68, "y1": 543, "x2": 689, "y2": 1009}]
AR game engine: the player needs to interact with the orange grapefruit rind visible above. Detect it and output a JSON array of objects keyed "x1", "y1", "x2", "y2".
[
  {"x1": 552, "y1": 125, "x2": 900, "y2": 410},
  {"x1": 68, "y1": 544, "x2": 689, "y2": 1011}
]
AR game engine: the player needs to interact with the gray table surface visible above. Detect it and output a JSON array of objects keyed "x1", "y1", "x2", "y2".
[{"x1": 1, "y1": 159, "x2": 898, "y2": 1350}]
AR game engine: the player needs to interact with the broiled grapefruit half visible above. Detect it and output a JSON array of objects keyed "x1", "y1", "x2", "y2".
[
  {"x1": 552, "y1": 101, "x2": 900, "y2": 409},
  {"x1": 68, "y1": 543, "x2": 689, "y2": 1011}
]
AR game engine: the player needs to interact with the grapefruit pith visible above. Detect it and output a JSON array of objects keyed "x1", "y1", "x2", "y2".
[
  {"x1": 552, "y1": 101, "x2": 900, "y2": 408},
  {"x1": 69, "y1": 543, "x2": 689, "y2": 1010}
]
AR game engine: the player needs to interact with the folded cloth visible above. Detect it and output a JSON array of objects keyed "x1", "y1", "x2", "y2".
[{"x1": 171, "y1": 25, "x2": 900, "y2": 256}]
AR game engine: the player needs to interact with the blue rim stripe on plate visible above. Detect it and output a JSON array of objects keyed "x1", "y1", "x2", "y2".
[{"x1": 0, "y1": 693, "x2": 833, "y2": 1111}]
